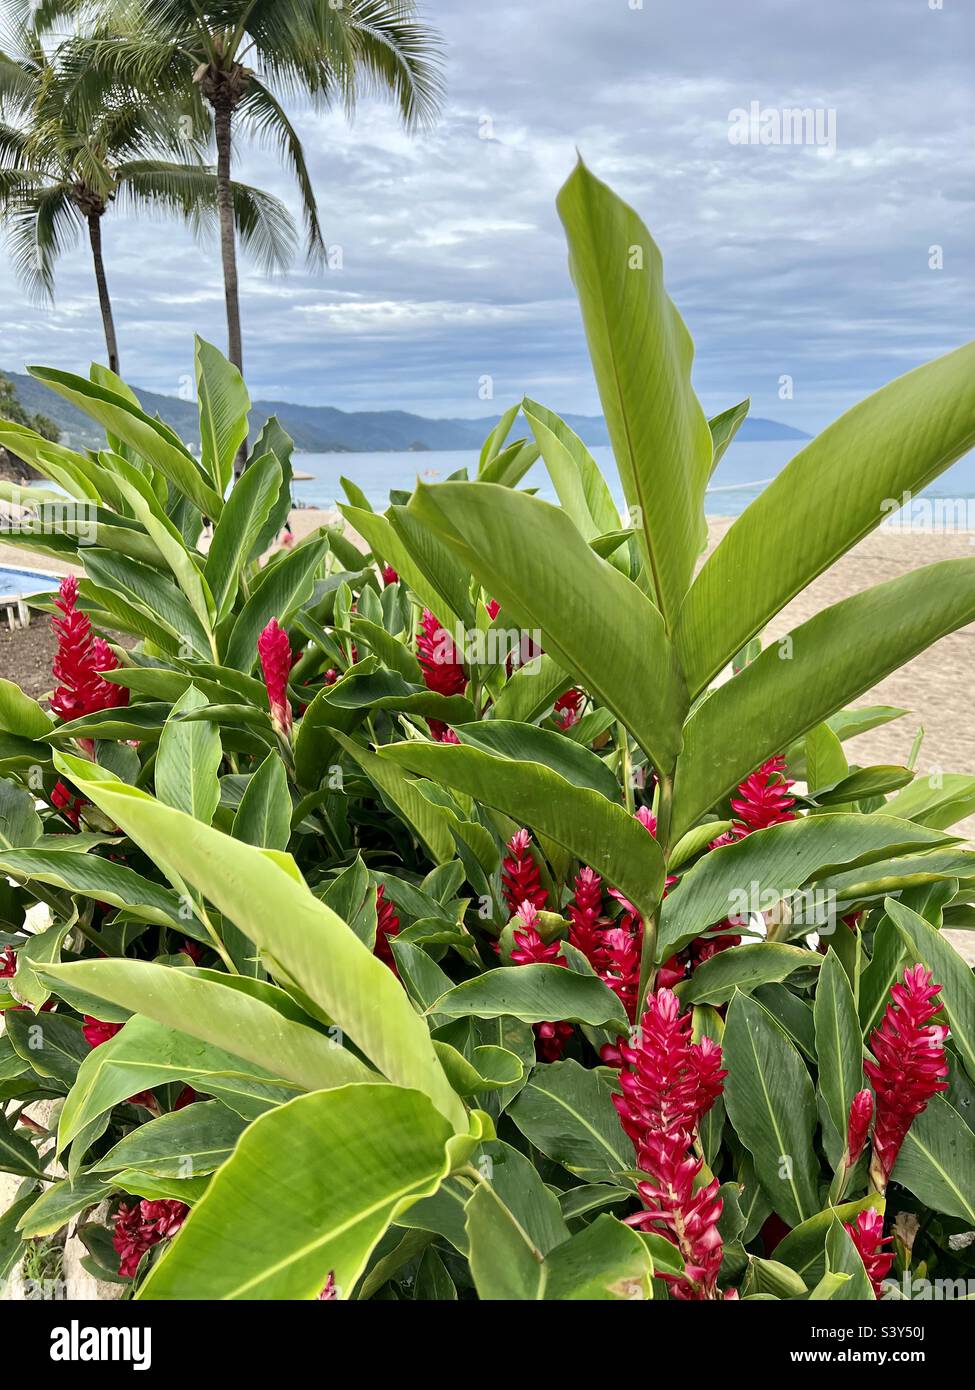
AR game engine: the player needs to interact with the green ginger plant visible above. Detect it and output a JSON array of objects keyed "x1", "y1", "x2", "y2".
[{"x1": 0, "y1": 161, "x2": 975, "y2": 1300}]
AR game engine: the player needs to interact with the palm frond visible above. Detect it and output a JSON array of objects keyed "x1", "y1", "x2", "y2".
[
  {"x1": 237, "y1": 74, "x2": 324, "y2": 263},
  {"x1": 115, "y1": 157, "x2": 297, "y2": 272},
  {"x1": 5, "y1": 179, "x2": 81, "y2": 303},
  {"x1": 346, "y1": 0, "x2": 445, "y2": 131},
  {"x1": 229, "y1": 176, "x2": 298, "y2": 274}
]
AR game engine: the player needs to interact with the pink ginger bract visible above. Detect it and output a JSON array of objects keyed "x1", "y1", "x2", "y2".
[
  {"x1": 864, "y1": 963, "x2": 948, "y2": 1190},
  {"x1": 614, "y1": 988, "x2": 729, "y2": 1299},
  {"x1": 258, "y1": 617, "x2": 294, "y2": 738}
]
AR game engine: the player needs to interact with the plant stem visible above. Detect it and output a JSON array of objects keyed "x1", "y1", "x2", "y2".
[
  {"x1": 637, "y1": 772, "x2": 673, "y2": 1012},
  {"x1": 619, "y1": 722, "x2": 634, "y2": 813}
]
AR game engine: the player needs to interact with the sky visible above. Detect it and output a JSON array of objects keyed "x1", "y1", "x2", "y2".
[{"x1": 1, "y1": 0, "x2": 972, "y2": 432}]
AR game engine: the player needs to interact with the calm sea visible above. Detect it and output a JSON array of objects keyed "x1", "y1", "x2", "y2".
[{"x1": 292, "y1": 439, "x2": 975, "y2": 520}]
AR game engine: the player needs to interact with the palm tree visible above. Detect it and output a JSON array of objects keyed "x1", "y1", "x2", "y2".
[
  {"x1": 0, "y1": 20, "x2": 298, "y2": 375},
  {"x1": 63, "y1": 1, "x2": 445, "y2": 376}
]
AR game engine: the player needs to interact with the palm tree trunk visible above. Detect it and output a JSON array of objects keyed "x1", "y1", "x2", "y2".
[
  {"x1": 87, "y1": 213, "x2": 119, "y2": 375},
  {"x1": 214, "y1": 99, "x2": 248, "y2": 474},
  {"x1": 214, "y1": 101, "x2": 243, "y2": 374}
]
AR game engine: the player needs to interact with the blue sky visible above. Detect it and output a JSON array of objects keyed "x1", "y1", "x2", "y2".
[{"x1": 1, "y1": 0, "x2": 972, "y2": 432}]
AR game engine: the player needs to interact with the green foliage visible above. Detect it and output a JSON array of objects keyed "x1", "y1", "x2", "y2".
[{"x1": 0, "y1": 160, "x2": 973, "y2": 1302}]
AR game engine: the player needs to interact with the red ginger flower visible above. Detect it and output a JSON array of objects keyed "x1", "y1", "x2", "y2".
[
  {"x1": 50, "y1": 574, "x2": 128, "y2": 723},
  {"x1": 844, "y1": 1209, "x2": 894, "y2": 1298},
  {"x1": 501, "y1": 828, "x2": 547, "y2": 915},
  {"x1": 847, "y1": 1088, "x2": 874, "y2": 1166},
  {"x1": 690, "y1": 931, "x2": 741, "y2": 967},
  {"x1": 566, "y1": 866, "x2": 609, "y2": 959},
  {"x1": 508, "y1": 901, "x2": 572, "y2": 1061},
  {"x1": 83, "y1": 1015, "x2": 123, "y2": 1049},
  {"x1": 728, "y1": 755, "x2": 796, "y2": 833},
  {"x1": 554, "y1": 687, "x2": 583, "y2": 729},
  {"x1": 614, "y1": 989, "x2": 728, "y2": 1299},
  {"x1": 510, "y1": 901, "x2": 563, "y2": 965},
  {"x1": 417, "y1": 609, "x2": 466, "y2": 698},
  {"x1": 258, "y1": 618, "x2": 294, "y2": 739},
  {"x1": 864, "y1": 963, "x2": 948, "y2": 1190},
  {"x1": 534, "y1": 1020, "x2": 574, "y2": 1062},
  {"x1": 613, "y1": 989, "x2": 726, "y2": 1150},
  {"x1": 567, "y1": 866, "x2": 643, "y2": 1022},
  {"x1": 381, "y1": 564, "x2": 398, "y2": 586},
  {"x1": 373, "y1": 884, "x2": 401, "y2": 973},
  {"x1": 657, "y1": 954, "x2": 687, "y2": 990},
  {"x1": 428, "y1": 719, "x2": 459, "y2": 744},
  {"x1": 113, "y1": 1199, "x2": 188, "y2": 1278},
  {"x1": 485, "y1": 598, "x2": 500, "y2": 621},
  {"x1": 51, "y1": 779, "x2": 85, "y2": 826},
  {"x1": 630, "y1": 1134, "x2": 726, "y2": 1300},
  {"x1": 595, "y1": 926, "x2": 641, "y2": 1022}
]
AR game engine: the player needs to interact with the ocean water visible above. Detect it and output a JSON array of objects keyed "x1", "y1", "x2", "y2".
[{"x1": 293, "y1": 439, "x2": 975, "y2": 520}]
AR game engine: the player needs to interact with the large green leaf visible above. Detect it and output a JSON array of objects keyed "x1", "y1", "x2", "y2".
[
  {"x1": 465, "y1": 1186, "x2": 651, "y2": 1300},
  {"x1": 491, "y1": 654, "x2": 573, "y2": 725},
  {"x1": 43, "y1": 958, "x2": 376, "y2": 1106},
  {"x1": 5, "y1": 1009, "x2": 88, "y2": 1086},
  {"x1": 333, "y1": 732, "x2": 457, "y2": 865},
  {"x1": 673, "y1": 559, "x2": 975, "y2": 835},
  {"x1": 884, "y1": 774, "x2": 975, "y2": 831},
  {"x1": 522, "y1": 397, "x2": 623, "y2": 560},
  {"x1": 507, "y1": 1059, "x2": 631, "y2": 1180},
  {"x1": 204, "y1": 452, "x2": 281, "y2": 622},
  {"x1": 451, "y1": 720, "x2": 621, "y2": 802},
  {"x1": 429, "y1": 965, "x2": 628, "y2": 1031},
  {"x1": 52, "y1": 753, "x2": 466, "y2": 1131},
  {"x1": 247, "y1": 417, "x2": 294, "y2": 559},
  {"x1": 104, "y1": 453, "x2": 215, "y2": 634},
  {"x1": 858, "y1": 915, "x2": 908, "y2": 1038},
  {"x1": 658, "y1": 813, "x2": 950, "y2": 958},
  {"x1": 813, "y1": 950, "x2": 864, "y2": 1165},
  {"x1": 676, "y1": 943, "x2": 821, "y2": 1007},
  {"x1": 155, "y1": 685, "x2": 222, "y2": 825},
  {"x1": 225, "y1": 538, "x2": 328, "y2": 671},
  {"x1": 387, "y1": 505, "x2": 476, "y2": 631},
  {"x1": 55, "y1": 1014, "x2": 300, "y2": 1151},
  {"x1": 677, "y1": 338, "x2": 975, "y2": 692},
  {"x1": 91, "y1": 1101, "x2": 248, "y2": 1178},
  {"x1": 0, "y1": 680, "x2": 53, "y2": 739},
  {"x1": 722, "y1": 993, "x2": 820, "y2": 1226},
  {"x1": 28, "y1": 365, "x2": 223, "y2": 517},
  {"x1": 138, "y1": 1085, "x2": 456, "y2": 1299},
  {"x1": 380, "y1": 740, "x2": 664, "y2": 924},
  {"x1": 0, "y1": 849, "x2": 184, "y2": 928},
  {"x1": 556, "y1": 160, "x2": 712, "y2": 629},
  {"x1": 16, "y1": 1173, "x2": 110, "y2": 1239},
  {"x1": 82, "y1": 549, "x2": 213, "y2": 659},
  {"x1": 232, "y1": 753, "x2": 292, "y2": 851},
  {"x1": 823, "y1": 1220, "x2": 874, "y2": 1301},
  {"x1": 893, "y1": 1095, "x2": 975, "y2": 1222},
  {"x1": 406, "y1": 481, "x2": 686, "y2": 771},
  {"x1": 0, "y1": 777, "x2": 41, "y2": 849},
  {"x1": 0, "y1": 421, "x2": 99, "y2": 501},
  {"x1": 884, "y1": 896, "x2": 975, "y2": 1084},
  {"x1": 196, "y1": 336, "x2": 249, "y2": 495},
  {"x1": 771, "y1": 1193, "x2": 884, "y2": 1286}
]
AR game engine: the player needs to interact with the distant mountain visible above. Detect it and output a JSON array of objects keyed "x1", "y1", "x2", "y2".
[{"x1": 2, "y1": 370, "x2": 810, "y2": 454}]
